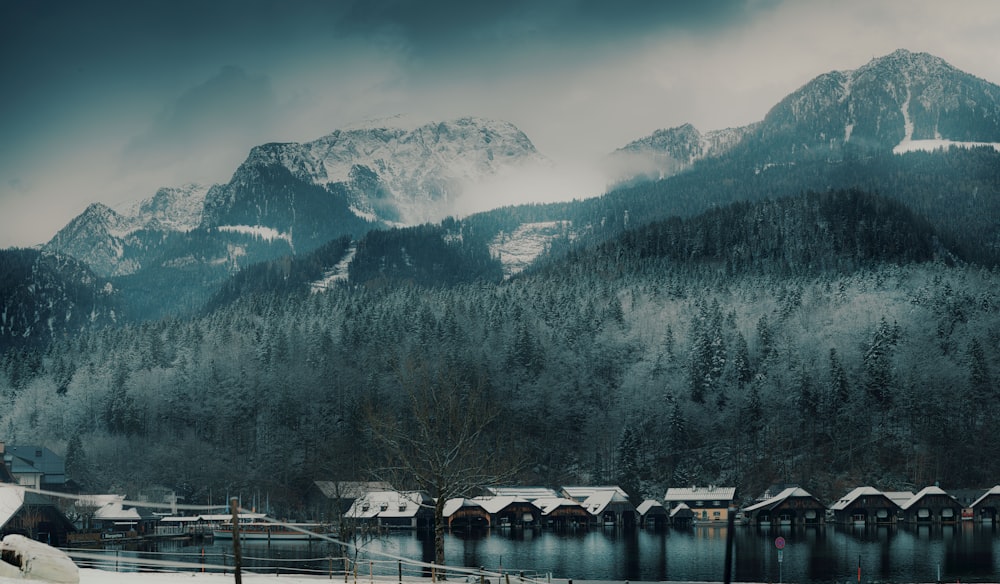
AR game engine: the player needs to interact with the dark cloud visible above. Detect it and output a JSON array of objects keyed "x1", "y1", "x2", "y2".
[
  {"x1": 123, "y1": 66, "x2": 276, "y2": 171},
  {"x1": 336, "y1": 0, "x2": 776, "y2": 54}
]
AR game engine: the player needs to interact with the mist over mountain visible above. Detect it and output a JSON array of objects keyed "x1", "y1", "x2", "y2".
[{"x1": 3, "y1": 50, "x2": 1000, "y2": 509}]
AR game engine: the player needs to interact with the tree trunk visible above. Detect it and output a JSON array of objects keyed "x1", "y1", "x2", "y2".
[{"x1": 434, "y1": 495, "x2": 446, "y2": 577}]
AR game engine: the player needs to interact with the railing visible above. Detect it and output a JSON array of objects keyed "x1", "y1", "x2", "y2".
[{"x1": 62, "y1": 546, "x2": 554, "y2": 582}]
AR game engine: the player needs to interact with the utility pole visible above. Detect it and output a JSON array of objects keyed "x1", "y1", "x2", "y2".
[{"x1": 230, "y1": 497, "x2": 243, "y2": 584}]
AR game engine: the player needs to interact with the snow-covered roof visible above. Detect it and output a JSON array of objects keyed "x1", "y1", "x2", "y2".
[
  {"x1": 882, "y1": 491, "x2": 916, "y2": 507},
  {"x1": 900, "y1": 486, "x2": 958, "y2": 510},
  {"x1": 345, "y1": 491, "x2": 427, "y2": 519},
  {"x1": 971, "y1": 485, "x2": 1000, "y2": 508},
  {"x1": 664, "y1": 486, "x2": 736, "y2": 502},
  {"x1": 0, "y1": 485, "x2": 26, "y2": 529},
  {"x1": 533, "y1": 497, "x2": 584, "y2": 516},
  {"x1": 743, "y1": 487, "x2": 819, "y2": 513},
  {"x1": 443, "y1": 495, "x2": 536, "y2": 518},
  {"x1": 581, "y1": 490, "x2": 632, "y2": 516},
  {"x1": 486, "y1": 487, "x2": 559, "y2": 500},
  {"x1": 561, "y1": 486, "x2": 628, "y2": 501},
  {"x1": 829, "y1": 486, "x2": 888, "y2": 511},
  {"x1": 669, "y1": 502, "x2": 693, "y2": 518},
  {"x1": 636, "y1": 499, "x2": 666, "y2": 516}
]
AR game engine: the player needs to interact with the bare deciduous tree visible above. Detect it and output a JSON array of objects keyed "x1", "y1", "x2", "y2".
[{"x1": 366, "y1": 360, "x2": 520, "y2": 573}]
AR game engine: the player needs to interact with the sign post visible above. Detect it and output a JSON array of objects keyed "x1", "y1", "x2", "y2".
[{"x1": 774, "y1": 537, "x2": 785, "y2": 584}]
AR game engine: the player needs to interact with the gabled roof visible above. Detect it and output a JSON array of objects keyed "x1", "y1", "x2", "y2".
[
  {"x1": 0, "y1": 485, "x2": 27, "y2": 529},
  {"x1": 900, "y1": 486, "x2": 959, "y2": 510},
  {"x1": 664, "y1": 486, "x2": 737, "y2": 502},
  {"x1": 486, "y1": 487, "x2": 559, "y2": 500},
  {"x1": 829, "y1": 486, "x2": 893, "y2": 511},
  {"x1": 581, "y1": 490, "x2": 633, "y2": 516},
  {"x1": 636, "y1": 499, "x2": 666, "y2": 516},
  {"x1": 345, "y1": 491, "x2": 429, "y2": 519},
  {"x1": 743, "y1": 487, "x2": 822, "y2": 512},
  {"x1": 882, "y1": 491, "x2": 916, "y2": 507},
  {"x1": 443, "y1": 496, "x2": 536, "y2": 518},
  {"x1": 533, "y1": 497, "x2": 585, "y2": 516},
  {"x1": 561, "y1": 486, "x2": 628, "y2": 501},
  {"x1": 669, "y1": 502, "x2": 693, "y2": 518},
  {"x1": 970, "y1": 485, "x2": 1000, "y2": 508}
]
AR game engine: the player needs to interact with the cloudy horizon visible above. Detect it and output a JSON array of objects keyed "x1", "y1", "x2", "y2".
[{"x1": 2, "y1": 0, "x2": 999, "y2": 248}]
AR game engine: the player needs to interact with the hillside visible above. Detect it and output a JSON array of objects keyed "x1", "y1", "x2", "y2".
[{"x1": 2, "y1": 191, "x2": 996, "y2": 510}]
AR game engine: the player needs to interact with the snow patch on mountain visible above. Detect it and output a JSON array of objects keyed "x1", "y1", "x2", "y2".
[
  {"x1": 490, "y1": 221, "x2": 573, "y2": 279},
  {"x1": 893, "y1": 139, "x2": 1000, "y2": 154},
  {"x1": 310, "y1": 242, "x2": 357, "y2": 293},
  {"x1": 216, "y1": 225, "x2": 293, "y2": 246}
]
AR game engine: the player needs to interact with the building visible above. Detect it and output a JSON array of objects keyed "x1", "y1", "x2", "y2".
[
  {"x1": 344, "y1": 490, "x2": 433, "y2": 529},
  {"x1": 636, "y1": 499, "x2": 668, "y2": 529},
  {"x1": 534, "y1": 497, "x2": 591, "y2": 528},
  {"x1": 1, "y1": 444, "x2": 66, "y2": 490},
  {"x1": 970, "y1": 485, "x2": 1000, "y2": 523},
  {"x1": 485, "y1": 487, "x2": 560, "y2": 501},
  {"x1": 572, "y1": 488, "x2": 636, "y2": 527},
  {"x1": 309, "y1": 481, "x2": 393, "y2": 520},
  {"x1": 663, "y1": 486, "x2": 737, "y2": 523},
  {"x1": 900, "y1": 486, "x2": 962, "y2": 524},
  {"x1": 442, "y1": 495, "x2": 541, "y2": 529},
  {"x1": 829, "y1": 487, "x2": 902, "y2": 525},
  {"x1": 742, "y1": 487, "x2": 826, "y2": 526},
  {"x1": 0, "y1": 485, "x2": 75, "y2": 546}
]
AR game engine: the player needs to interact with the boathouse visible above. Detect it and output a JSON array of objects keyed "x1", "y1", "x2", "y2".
[
  {"x1": 669, "y1": 502, "x2": 694, "y2": 526},
  {"x1": 900, "y1": 486, "x2": 962, "y2": 523},
  {"x1": 579, "y1": 490, "x2": 637, "y2": 528},
  {"x1": 0, "y1": 485, "x2": 75, "y2": 546},
  {"x1": 970, "y1": 486, "x2": 1000, "y2": 523},
  {"x1": 742, "y1": 487, "x2": 826, "y2": 526},
  {"x1": 636, "y1": 499, "x2": 668, "y2": 529},
  {"x1": 344, "y1": 490, "x2": 433, "y2": 529},
  {"x1": 663, "y1": 486, "x2": 737, "y2": 523},
  {"x1": 443, "y1": 498, "x2": 491, "y2": 528},
  {"x1": 829, "y1": 487, "x2": 901, "y2": 524},
  {"x1": 534, "y1": 497, "x2": 591, "y2": 528}
]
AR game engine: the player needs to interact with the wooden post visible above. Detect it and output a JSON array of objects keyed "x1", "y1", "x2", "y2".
[{"x1": 230, "y1": 497, "x2": 243, "y2": 584}]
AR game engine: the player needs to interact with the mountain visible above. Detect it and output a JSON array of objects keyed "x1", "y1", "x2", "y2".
[
  {"x1": 747, "y1": 49, "x2": 1000, "y2": 161},
  {"x1": 0, "y1": 248, "x2": 119, "y2": 352},
  {"x1": 607, "y1": 123, "x2": 756, "y2": 183},
  {"x1": 200, "y1": 116, "x2": 548, "y2": 246}
]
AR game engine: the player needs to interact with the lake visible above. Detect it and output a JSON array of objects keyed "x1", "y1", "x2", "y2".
[{"x1": 90, "y1": 523, "x2": 1000, "y2": 583}]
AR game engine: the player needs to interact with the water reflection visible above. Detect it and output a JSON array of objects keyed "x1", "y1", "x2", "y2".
[{"x1": 125, "y1": 522, "x2": 1000, "y2": 583}]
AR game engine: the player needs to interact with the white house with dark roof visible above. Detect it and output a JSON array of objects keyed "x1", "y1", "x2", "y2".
[{"x1": 663, "y1": 486, "x2": 737, "y2": 523}]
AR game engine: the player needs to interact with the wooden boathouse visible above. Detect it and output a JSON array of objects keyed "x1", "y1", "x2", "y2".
[
  {"x1": 971, "y1": 486, "x2": 1000, "y2": 523},
  {"x1": 829, "y1": 487, "x2": 901, "y2": 524},
  {"x1": 900, "y1": 486, "x2": 962, "y2": 523},
  {"x1": 742, "y1": 487, "x2": 826, "y2": 526}
]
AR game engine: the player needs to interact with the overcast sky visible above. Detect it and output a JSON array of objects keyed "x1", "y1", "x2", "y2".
[{"x1": 2, "y1": 0, "x2": 999, "y2": 248}]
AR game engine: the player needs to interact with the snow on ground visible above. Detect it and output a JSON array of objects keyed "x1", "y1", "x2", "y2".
[
  {"x1": 310, "y1": 243, "x2": 357, "y2": 292},
  {"x1": 893, "y1": 138, "x2": 1000, "y2": 154},
  {"x1": 216, "y1": 225, "x2": 293, "y2": 246},
  {"x1": 489, "y1": 221, "x2": 572, "y2": 279},
  {"x1": 0, "y1": 569, "x2": 324, "y2": 583}
]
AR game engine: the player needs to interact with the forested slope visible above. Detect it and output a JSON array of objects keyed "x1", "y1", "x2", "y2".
[{"x1": 1, "y1": 190, "x2": 996, "y2": 514}]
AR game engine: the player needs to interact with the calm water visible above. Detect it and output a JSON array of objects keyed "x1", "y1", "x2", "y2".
[{"x1": 94, "y1": 523, "x2": 1000, "y2": 583}]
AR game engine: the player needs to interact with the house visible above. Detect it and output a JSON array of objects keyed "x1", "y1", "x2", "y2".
[
  {"x1": 829, "y1": 487, "x2": 901, "y2": 524},
  {"x1": 579, "y1": 489, "x2": 637, "y2": 527},
  {"x1": 947, "y1": 488, "x2": 988, "y2": 520},
  {"x1": 344, "y1": 490, "x2": 433, "y2": 529},
  {"x1": 636, "y1": 499, "x2": 668, "y2": 529},
  {"x1": 443, "y1": 498, "x2": 491, "y2": 528},
  {"x1": 742, "y1": 487, "x2": 826, "y2": 526},
  {"x1": 85, "y1": 495, "x2": 160, "y2": 537},
  {"x1": 663, "y1": 486, "x2": 737, "y2": 523},
  {"x1": 669, "y1": 502, "x2": 694, "y2": 526},
  {"x1": 485, "y1": 487, "x2": 560, "y2": 501},
  {"x1": 970, "y1": 485, "x2": 1000, "y2": 523},
  {"x1": 534, "y1": 497, "x2": 591, "y2": 528},
  {"x1": 2, "y1": 444, "x2": 66, "y2": 490},
  {"x1": 900, "y1": 486, "x2": 962, "y2": 524},
  {"x1": 0, "y1": 484, "x2": 75, "y2": 546},
  {"x1": 309, "y1": 481, "x2": 393, "y2": 520}
]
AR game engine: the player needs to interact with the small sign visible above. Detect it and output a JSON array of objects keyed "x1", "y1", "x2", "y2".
[
  {"x1": 778, "y1": 550, "x2": 783, "y2": 563},
  {"x1": 775, "y1": 536, "x2": 786, "y2": 549}
]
